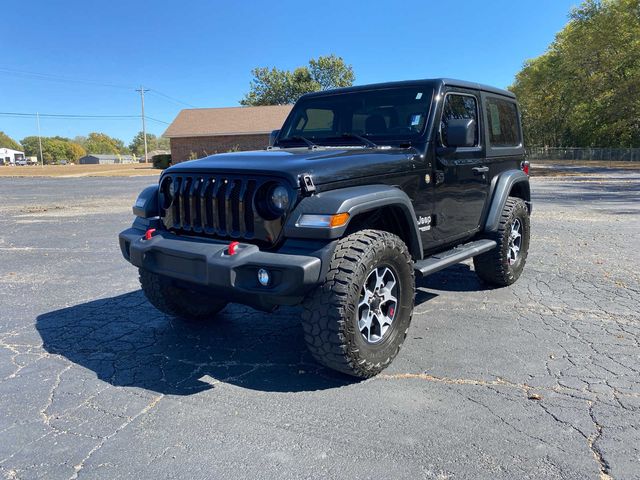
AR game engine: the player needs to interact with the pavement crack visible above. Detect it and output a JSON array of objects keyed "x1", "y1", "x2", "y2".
[
  {"x1": 69, "y1": 394, "x2": 163, "y2": 480},
  {"x1": 39, "y1": 364, "x2": 73, "y2": 427},
  {"x1": 587, "y1": 401, "x2": 612, "y2": 480},
  {"x1": 377, "y1": 372, "x2": 530, "y2": 392}
]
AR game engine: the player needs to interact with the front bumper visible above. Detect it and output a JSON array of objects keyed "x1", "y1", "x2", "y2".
[{"x1": 119, "y1": 220, "x2": 324, "y2": 308}]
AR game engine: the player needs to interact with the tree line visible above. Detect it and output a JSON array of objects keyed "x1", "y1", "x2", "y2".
[
  {"x1": 0, "y1": 130, "x2": 169, "y2": 164},
  {"x1": 510, "y1": 0, "x2": 640, "y2": 148}
]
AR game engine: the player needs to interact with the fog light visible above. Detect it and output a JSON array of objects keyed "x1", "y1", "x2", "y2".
[{"x1": 257, "y1": 268, "x2": 271, "y2": 286}]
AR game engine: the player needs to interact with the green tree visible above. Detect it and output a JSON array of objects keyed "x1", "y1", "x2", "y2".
[
  {"x1": 66, "y1": 142, "x2": 86, "y2": 162},
  {"x1": 129, "y1": 131, "x2": 156, "y2": 156},
  {"x1": 157, "y1": 135, "x2": 170, "y2": 150},
  {"x1": 84, "y1": 132, "x2": 129, "y2": 154},
  {"x1": 511, "y1": 0, "x2": 640, "y2": 147},
  {"x1": 0, "y1": 131, "x2": 22, "y2": 150},
  {"x1": 42, "y1": 138, "x2": 69, "y2": 164},
  {"x1": 20, "y1": 136, "x2": 86, "y2": 164},
  {"x1": 129, "y1": 131, "x2": 171, "y2": 156},
  {"x1": 240, "y1": 54, "x2": 355, "y2": 106},
  {"x1": 20, "y1": 136, "x2": 41, "y2": 157}
]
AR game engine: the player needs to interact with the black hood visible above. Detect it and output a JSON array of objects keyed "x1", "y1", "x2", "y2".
[{"x1": 166, "y1": 147, "x2": 417, "y2": 188}]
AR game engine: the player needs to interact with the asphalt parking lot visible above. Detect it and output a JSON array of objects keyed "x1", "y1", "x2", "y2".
[{"x1": 1, "y1": 170, "x2": 639, "y2": 479}]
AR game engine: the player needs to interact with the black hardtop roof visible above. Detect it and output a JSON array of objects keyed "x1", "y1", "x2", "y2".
[{"x1": 301, "y1": 78, "x2": 516, "y2": 100}]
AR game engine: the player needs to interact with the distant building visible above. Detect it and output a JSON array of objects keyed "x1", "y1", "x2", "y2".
[
  {"x1": 0, "y1": 147, "x2": 25, "y2": 165},
  {"x1": 163, "y1": 105, "x2": 292, "y2": 164},
  {"x1": 78, "y1": 154, "x2": 135, "y2": 165}
]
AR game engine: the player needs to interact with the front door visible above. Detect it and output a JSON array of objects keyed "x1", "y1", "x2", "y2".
[{"x1": 428, "y1": 91, "x2": 490, "y2": 245}]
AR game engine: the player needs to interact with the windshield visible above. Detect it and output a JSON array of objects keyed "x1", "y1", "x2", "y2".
[{"x1": 277, "y1": 86, "x2": 434, "y2": 147}]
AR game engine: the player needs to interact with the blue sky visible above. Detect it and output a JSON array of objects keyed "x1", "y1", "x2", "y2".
[{"x1": 1, "y1": 0, "x2": 578, "y2": 145}]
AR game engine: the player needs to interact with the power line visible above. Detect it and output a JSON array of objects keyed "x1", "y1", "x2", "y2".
[
  {"x1": 0, "y1": 67, "x2": 197, "y2": 107},
  {"x1": 146, "y1": 116, "x2": 171, "y2": 125},
  {"x1": 0, "y1": 112, "x2": 171, "y2": 128},
  {"x1": 0, "y1": 111, "x2": 140, "y2": 119},
  {"x1": 0, "y1": 67, "x2": 133, "y2": 90},
  {"x1": 148, "y1": 90, "x2": 198, "y2": 108}
]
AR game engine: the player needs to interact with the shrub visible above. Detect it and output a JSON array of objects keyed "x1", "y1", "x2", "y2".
[{"x1": 152, "y1": 154, "x2": 172, "y2": 169}]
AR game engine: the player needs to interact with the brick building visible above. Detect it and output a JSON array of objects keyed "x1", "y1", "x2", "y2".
[{"x1": 164, "y1": 105, "x2": 292, "y2": 164}]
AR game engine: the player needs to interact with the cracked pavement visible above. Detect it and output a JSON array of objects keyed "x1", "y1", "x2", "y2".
[{"x1": 0, "y1": 171, "x2": 638, "y2": 479}]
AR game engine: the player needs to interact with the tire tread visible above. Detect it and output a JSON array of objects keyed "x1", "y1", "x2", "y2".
[{"x1": 301, "y1": 229, "x2": 415, "y2": 378}]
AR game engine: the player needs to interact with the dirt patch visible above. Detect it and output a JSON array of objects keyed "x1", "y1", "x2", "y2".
[
  {"x1": 0, "y1": 164, "x2": 161, "y2": 178},
  {"x1": 20, "y1": 205, "x2": 66, "y2": 214},
  {"x1": 0, "y1": 199, "x2": 134, "y2": 218}
]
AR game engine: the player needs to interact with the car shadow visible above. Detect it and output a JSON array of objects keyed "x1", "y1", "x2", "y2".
[
  {"x1": 36, "y1": 266, "x2": 481, "y2": 396},
  {"x1": 37, "y1": 291, "x2": 357, "y2": 395},
  {"x1": 417, "y1": 263, "x2": 493, "y2": 293}
]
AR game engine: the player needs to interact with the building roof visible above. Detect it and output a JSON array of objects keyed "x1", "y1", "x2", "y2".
[
  {"x1": 141, "y1": 149, "x2": 170, "y2": 158},
  {"x1": 164, "y1": 105, "x2": 293, "y2": 138},
  {"x1": 81, "y1": 154, "x2": 134, "y2": 160},
  {"x1": 0, "y1": 147, "x2": 24, "y2": 155}
]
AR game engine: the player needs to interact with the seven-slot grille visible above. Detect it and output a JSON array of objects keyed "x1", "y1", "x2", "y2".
[{"x1": 161, "y1": 175, "x2": 259, "y2": 240}]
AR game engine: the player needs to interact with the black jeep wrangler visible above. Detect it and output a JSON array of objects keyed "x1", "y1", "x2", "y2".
[{"x1": 119, "y1": 78, "x2": 531, "y2": 378}]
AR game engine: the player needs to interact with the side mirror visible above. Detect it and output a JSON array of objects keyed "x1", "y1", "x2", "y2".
[
  {"x1": 269, "y1": 129, "x2": 280, "y2": 147},
  {"x1": 445, "y1": 119, "x2": 476, "y2": 148}
]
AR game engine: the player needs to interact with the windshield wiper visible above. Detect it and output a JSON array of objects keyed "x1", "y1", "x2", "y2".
[
  {"x1": 338, "y1": 133, "x2": 378, "y2": 148},
  {"x1": 289, "y1": 135, "x2": 319, "y2": 149}
]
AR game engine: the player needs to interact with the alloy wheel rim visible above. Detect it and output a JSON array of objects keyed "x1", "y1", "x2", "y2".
[
  {"x1": 508, "y1": 218, "x2": 522, "y2": 266},
  {"x1": 357, "y1": 266, "x2": 398, "y2": 344}
]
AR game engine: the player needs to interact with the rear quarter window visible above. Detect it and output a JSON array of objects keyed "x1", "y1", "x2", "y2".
[{"x1": 485, "y1": 98, "x2": 521, "y2": 147}]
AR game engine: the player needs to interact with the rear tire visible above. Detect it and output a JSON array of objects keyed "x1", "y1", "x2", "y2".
[
  {"x1": 301, "y1": 230, "x2": 415, "y2": 378},
  {"x1": 139, "y1": 268, "x2": 227, "y2": 321},
  {"x1": 474, "y1": 196, "x2": 530, "y2": 286}
]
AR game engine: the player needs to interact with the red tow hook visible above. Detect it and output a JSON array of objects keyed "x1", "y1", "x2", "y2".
[
  {"x1": 228, "y1": 241, "x2": 240, "y2": 256},
  {"x1": 144, "y1": 228, "x2": 156, "y2": 240}
]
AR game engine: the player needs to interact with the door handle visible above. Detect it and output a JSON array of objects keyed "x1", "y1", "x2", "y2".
[{"x1": 472, "y1": 166, "x2": 489, "y2": 175}]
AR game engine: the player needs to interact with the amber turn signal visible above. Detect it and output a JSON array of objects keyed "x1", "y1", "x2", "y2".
[
  {"x1": 296, "y1": 213, "x2": 350, "y2": 228},
  {"x1": 329, "y1": 212, "x2": 350, "y2": 227}
]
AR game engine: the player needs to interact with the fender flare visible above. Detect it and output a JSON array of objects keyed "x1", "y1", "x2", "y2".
[
  {"x1": 284, "y1": 185, "x2": 424, "y2": 259},
  {"x1": 133, "y1": 184, "x2": 159, "y2": 218},
  {"x1": 484, "y1": 170, "x2": 531, "y2": 232}
]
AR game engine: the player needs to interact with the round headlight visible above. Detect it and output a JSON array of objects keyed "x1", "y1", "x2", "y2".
[
  {"x1": 160, "y1": 177, "x2": 173, "y2": 209},
  {"x1": 270, "y1": 185, "x2": 290, "y2": 212}
]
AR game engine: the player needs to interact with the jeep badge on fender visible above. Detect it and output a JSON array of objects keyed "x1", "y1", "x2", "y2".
[{"x1": 119, "y1": 78, "x2": 531, "y2": 378}]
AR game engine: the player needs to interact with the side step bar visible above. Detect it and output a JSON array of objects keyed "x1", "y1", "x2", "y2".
[{"x1": 414, "y1": 239, "x2": 497, "y2": 277}]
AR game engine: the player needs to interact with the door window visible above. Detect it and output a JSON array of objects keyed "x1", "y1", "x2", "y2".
[{"x1": 440, "y1": 94, "x2": 479, "y2": 147}]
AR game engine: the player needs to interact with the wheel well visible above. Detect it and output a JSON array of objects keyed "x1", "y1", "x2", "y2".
[
  {"x1": 345, "y1": 205, "x2": 420, "y2": 259},
  {"x1": 509, "y1": 181, "x2": 531, "y2": 209}
]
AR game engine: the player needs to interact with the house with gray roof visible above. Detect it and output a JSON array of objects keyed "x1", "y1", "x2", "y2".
[{"x1": 78, "y1": 154, "x2": 135, "y2": 165}]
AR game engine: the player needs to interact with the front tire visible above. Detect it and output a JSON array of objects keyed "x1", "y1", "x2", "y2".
[
  {"x1": 474, "y1": 196, "x2": 530, "y2": 286},
  {"x1": 139, "y1": 268, "x2": 227, "y2": 321},
  {"x1": 301, "y1": 230, "x2": 415, "y2": 378}
]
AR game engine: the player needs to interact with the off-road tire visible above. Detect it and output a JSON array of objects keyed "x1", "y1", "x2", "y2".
[
  {"x1": 301, "y1": 230, "x2": 415, "y2": 378},
  {"x1": 139, "y1": 268, "x2": 227, "y2": 321},
  {"x1": 474, "y1": 196, "x2": 530, "y2": 286}
]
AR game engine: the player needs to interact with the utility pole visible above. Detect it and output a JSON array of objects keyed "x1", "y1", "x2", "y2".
[
  {"x1": 36, "y1": 112, "x2": 44, "y2": 168},
  {"x1": 136, "y1": 86, "x2": 150, "y2": 163}
]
